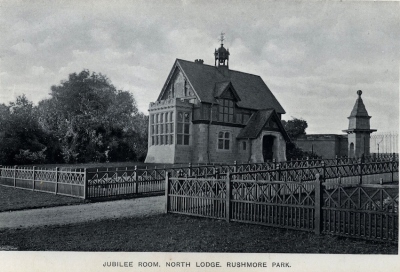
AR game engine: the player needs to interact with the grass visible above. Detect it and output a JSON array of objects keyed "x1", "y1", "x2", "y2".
[
  {"x1": 0, "y1": 185, "x2": 86, "y2": 212},
  {"x1": 0, "y1": 213, "x2": 397, "y2": 253}
]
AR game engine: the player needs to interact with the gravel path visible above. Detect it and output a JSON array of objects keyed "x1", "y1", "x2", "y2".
[{"x1": 0, "y1": 196, "x2": 164, "y2": 229}]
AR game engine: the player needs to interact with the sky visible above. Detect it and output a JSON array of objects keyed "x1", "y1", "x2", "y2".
[{"x1": 0, "y1": 0, "x2": 399, "y2": 135}]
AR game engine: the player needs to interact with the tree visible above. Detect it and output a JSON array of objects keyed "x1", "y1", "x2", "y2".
[
  {"x1": 0, "y1": 95, "x2": 49, "y2": 165},
  {"x1": 281, "y1": 117, "x2": 308, "y2": 140},
  {"x1": 37, "y1": 69, "x2": 147, "y2": 163},
  {"x1": 281, "y1": 117, "x2": 318, "y2": 160}
]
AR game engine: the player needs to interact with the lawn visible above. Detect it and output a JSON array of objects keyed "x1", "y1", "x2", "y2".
[
  {"x1": 0, "y1": 213, "x2": 397, "y2": 253},
  {"x1": 0, "y1": 185, "x2": 86, "y2": 212}
]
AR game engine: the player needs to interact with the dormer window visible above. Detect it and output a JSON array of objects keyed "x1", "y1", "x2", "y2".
[{"x1": 218, "y1": 99, "x2": 234, "y2": 123}]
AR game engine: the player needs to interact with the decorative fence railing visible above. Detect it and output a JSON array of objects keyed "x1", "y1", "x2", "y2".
[
  {"x1": 231, "y1": 160, "x2": 398, "y2": 186},
  {"x1": 0, "y1": 166, "x2": 86, "y2": 198},
  {"x1": 86, "y1": 167, "x2": 165, "y2": 199},
  {"x1": 323, "y1": 183, "x2": 399, "y2": 242},
  {"x1": 166, "y1": 173, "x2": 399, "y2": 243},
  {"x1": 0, "y1": 155, "x2": 398, "y2": 199}
]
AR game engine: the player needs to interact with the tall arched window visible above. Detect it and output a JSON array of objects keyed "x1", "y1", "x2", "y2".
[{"x1": 218, "y1": 131, "x2": 231, "y2": 150}]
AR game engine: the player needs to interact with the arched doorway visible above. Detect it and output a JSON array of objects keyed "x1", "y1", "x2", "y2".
[{"x1": 262, "y1": 135, "x2": 275, "y2": 162}]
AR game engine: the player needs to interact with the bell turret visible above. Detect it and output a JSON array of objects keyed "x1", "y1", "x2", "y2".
[{"x1": 214, "y1": 32, "x2": 230, "y2": 68}]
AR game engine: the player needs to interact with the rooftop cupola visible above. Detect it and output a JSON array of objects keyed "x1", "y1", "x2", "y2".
[{"x1": 214, "y1": 32, "x2": 230, "y2": 68}]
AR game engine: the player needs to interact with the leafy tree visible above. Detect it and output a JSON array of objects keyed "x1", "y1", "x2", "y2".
[
  {"x1": 37, "y1": 69, "x2": 147, "y2": 163},
  {"x1": 281, "y1": 117, "x2": 318, "y2": 160},
  {"x1": 0, "y1": 95, "x2": 49, "y2": 165},
  {"x1": 281, "y1": 117, "x2": 308, "y2": 140}
]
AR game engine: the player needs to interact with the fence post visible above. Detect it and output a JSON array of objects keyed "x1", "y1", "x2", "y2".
[
  {"x1": 226, "y1": 171, "x2": 231, "y2": 222},
  {"x1": 32, "y1": 166, "x2": 36, "y2": 191},
  {"x1": 13, "y1": 165, "x2": 17, "y2": 188},
  {"x1": 55, "y1": 167, "x2": 58, "y2": 195},
  {"x1": 165, "y1": 171, "x2": 170, "y2": 213},
  {"x1": 314, "y1": 174, "x2": 323, "y2": 235},
  {"x1": 83, "y1": 168, "x2": 88, "y2": 199},
  {"x1": 134, "y1": 165, "x2": 138, "y2": 194}
]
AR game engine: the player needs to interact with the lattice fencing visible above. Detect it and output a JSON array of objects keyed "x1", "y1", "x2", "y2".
[
  {"x1": 0, "y1": 166, "x2": 86, "y2": 198},
  {"x1": 86, "y1": 167, "x2": 165, "y2": 199},
  {"x1": 83, "y1": 155, "x2": 398, "y2": 199},
  {"x1": 230, "y1": 180, "x2": 316, "y2": 231},
  {"x1": 1, "y1": 154, "x2": 397, "y2": 200},
  {"x1": 166, "y1": 174, "x2": 398, "y2": 243},
  {"x1": 230, "y1": 159, "x2": 398, "y2": 188},
  {"x1": 167, "y1": 177, "x2": 227, "y2": 219},
  {"x1": 323, "y1": 183, "x2": 398, "y2": 242}
]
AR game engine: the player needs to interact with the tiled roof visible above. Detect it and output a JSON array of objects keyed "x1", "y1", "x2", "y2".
[
  {"x1": 214, "y1": 81, "x2": 231, "y2": 97},
  {"x1": 237, "y1": 109, "x2": 290, "y2": 141},
  {"x1": 176, "y1": 59, "x2": 285, "y2": 113}
]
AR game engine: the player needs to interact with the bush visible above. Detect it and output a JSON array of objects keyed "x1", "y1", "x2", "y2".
[{"x1": 14, "y1": 148, "x2": 47, "y2": 164}]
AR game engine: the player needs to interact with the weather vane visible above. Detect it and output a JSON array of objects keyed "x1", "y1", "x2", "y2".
[{"x1": 219, "y1": 32, "x2": 225, "y2": 45}]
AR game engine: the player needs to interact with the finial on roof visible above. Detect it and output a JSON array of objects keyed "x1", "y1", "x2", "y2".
[
  {"x1": 357, "y1": 90, "x2": 362, "y2": 98},
  {"x1": 219, "y1": 32, "x2": 225, "y2": 46}
]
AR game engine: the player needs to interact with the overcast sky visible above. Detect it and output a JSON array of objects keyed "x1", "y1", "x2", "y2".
[{"x1": 0, "y1": 0, "x2": 398, "y2": 134}]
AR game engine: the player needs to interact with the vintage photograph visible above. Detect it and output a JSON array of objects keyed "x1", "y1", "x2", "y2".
[{"x1": 0, "y1": 0, "x2": 398, "y2": 271}]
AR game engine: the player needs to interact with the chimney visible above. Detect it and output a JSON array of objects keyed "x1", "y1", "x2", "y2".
[{"x1": 194, "y1": 59, "x2": 204, "y2": 64}]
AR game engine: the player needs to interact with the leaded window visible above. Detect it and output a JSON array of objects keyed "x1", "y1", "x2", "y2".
[
  {"x1": 150, "y1": 111, "x2": 174, "y2": 146},
  {"x1": 177, "y1": 111, "x2": 190, "y2": 145},
  {"x1": 218, "y1": 99, "x2": 234, "y2": 123},
  {"x1": 218, "y1": 131, "x2": 231, "y2": 150}
]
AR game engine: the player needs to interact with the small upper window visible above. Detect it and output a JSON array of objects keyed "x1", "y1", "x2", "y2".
[{"x1": 242, "y1": 141, "x2": 247, "y2": 151}]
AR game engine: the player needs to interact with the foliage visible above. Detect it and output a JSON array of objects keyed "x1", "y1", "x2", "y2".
[
  {"x1": 37, "y1": 69, "x2": 147, "y2": 163},
  {"x1": 0, "y1": 70, "x2": 148, "y2": 165},
  {"x1": 281, "y1": 117, "x2": 308, "y2": 140},
  {"x1": 282, "y1": 117, "x2": 320, "y2": 160},
  {"x1": 0, "y1": 95, "x2": 51, "y2": 165},
  {"x1": 14, "y1": 148, "x2": 47, "y2": 164}
]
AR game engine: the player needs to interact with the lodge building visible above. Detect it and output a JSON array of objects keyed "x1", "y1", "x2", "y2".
[{"x1": 145, "y1": 39, "x2": 290, "y2": 164}]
